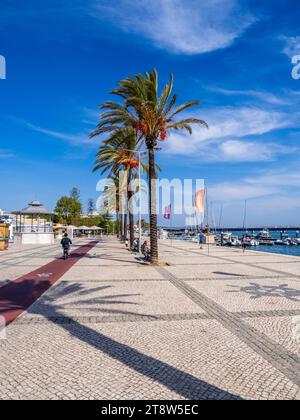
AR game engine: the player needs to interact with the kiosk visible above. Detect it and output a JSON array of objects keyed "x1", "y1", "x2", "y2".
[{"x1": 13, "y1": 200, "x2": 55, "y2": 245}]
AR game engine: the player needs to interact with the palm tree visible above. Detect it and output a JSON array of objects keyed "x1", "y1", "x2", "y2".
[
  {"x1": 91, "y1": 70, "x2": 207, "y2": 264},
  {"x1": 93, "y1": 128, "x2": 145, "y2": 248}
]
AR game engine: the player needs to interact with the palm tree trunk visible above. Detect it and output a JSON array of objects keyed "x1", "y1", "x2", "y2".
[
  {"x1": 115, "y1": 188, "x2": 120, "y2": 239},
  {"x1": 116, "y1": 212, "x2": 120, "y2": 238},
  {"x1": 127, "y1": 168, "x2": 135, "y2": 249},
  {"x1": 148, "y1": 146, "x2": 158, "y2": 264},
  {"x1": 123, "y1": 213, "x2": 127, "y2": 241},
  {"x1": 128, "y1": 192, "x2": 135, "y2": 249},
  {"x1": 120, "y1": 186, "x2": 127, "y2": 241},
  {"x1": 119, "y1": 213, "x2": 123, "y2": 241}
]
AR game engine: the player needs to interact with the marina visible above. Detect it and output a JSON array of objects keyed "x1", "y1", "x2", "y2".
[{"x1": 163, "y1": 228, "x2": 300, "y2": 257}]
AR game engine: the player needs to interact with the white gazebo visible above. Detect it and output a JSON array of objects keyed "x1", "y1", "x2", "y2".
[{"x1": 12, "y1": 200, "x2": 55, "y2": 245}]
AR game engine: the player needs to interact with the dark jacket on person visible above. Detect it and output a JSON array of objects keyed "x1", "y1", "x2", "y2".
[{"x1": 61, "y1": 237, "x2": 72, "y2": 249}]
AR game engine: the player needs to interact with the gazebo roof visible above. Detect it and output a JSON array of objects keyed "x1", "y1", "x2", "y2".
[{"x1": 13, "y1": 200, "x2": 54, "y2": 216}]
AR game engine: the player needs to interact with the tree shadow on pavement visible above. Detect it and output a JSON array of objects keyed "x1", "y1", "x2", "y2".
[
  {"x1": 26, "y1": 283, "x2": 147, "y2": 317},
  {"x1": 83, "y1": 254, "x2": 144, "y2": 265},
  {"x1": 27, "y1": 282, "x2": 243, "y2": 400},
  {"x1": 214, "y1": 272, "x2": 247, "y2": 277}
]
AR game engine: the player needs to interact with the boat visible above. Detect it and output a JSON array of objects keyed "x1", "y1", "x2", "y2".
[
  {"x1": 256, "y1": 229, "x2": 275, "y2": 245},
  {"x1": 292, "y1": 231, "x2": 300, "y2": 244},
  {"x1": 230, "y1": 236, "x2": 242, "y2": 247},
  {"x1": 275, "y1": 239, "x2": 292, "y2": 246},
  {"x1": 275, "y1": 232, "x2": 298, "y2": 246},
  {"x1": 182, "y1": 234, "x2": 194, "y2": 241},
  {"x1": 216, "y1": 232, "x2": 241, "y2": 247},
  {"x1": 242, "y1": 238, "x2": 260, "y2": 247}
]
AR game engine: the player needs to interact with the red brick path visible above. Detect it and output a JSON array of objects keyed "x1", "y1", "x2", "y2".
[{"x1": 0, "y1": 241, "x2": 98, "y2": 326}]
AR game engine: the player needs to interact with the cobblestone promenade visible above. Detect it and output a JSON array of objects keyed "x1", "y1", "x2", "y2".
[{"x1": 0, "y1": 238, "x2": 300, "y2": 400}]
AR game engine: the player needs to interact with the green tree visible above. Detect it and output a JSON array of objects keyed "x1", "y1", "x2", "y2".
[
  {"x1": 141, "y1": 219, "x2": 150, "y2": 229},
  {"x1": 70, "y1": 187, "x2": 81, "y2": 202},
  {"x1": 87, "y1": 198, "x2": 95, "y2": 216},
  {"x1": 102, "y1": 212, "x2": 114, "y2": 235},
  {"x1": 54, "y1": 196, "x2": 82, "y2": 225}
]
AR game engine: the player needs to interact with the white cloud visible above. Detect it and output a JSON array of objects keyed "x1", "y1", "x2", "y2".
[
  {"x1": 165, "y1": 106, "x2": 296, "y2": 161},
  {"x1": 81, "y1": 108, "x2": 101, "y2": 126},
  {"x1": 9, "y1": 117, "x2": 97, "y2": 146},
  {"x1": 210, "y1": 168, "x2": 300, "y2": 203},
  {"x1": 93, "y1": 0, "x2": 255, "y2": 54},
  {"x1": 245, "y1": 170, "x2": 300, "y2": 188},
  {"x1": 205, "y1": 168, "x2": 300, "y2": 227},
  {"x1": 210, "y1": 87, "x2": 289, "y2": 105},
  {"x1": 281, "y1": 35, "x2": 300, "y2": 58},
  {"x1": 246, "y1": 196, "x2": 300, "y2": 215},
  {"x1": 210, "y1": 194, "x2": 300, "y2": 227},
  {"x1": 217, "y1": 140, "x2": 294, "y2": 162},
  {"x1": 210, "y1": 182, "x2": 279, "y2": 202},
  {"x1": 25, "y1": 122, "x2": 90, "y2": 144}
]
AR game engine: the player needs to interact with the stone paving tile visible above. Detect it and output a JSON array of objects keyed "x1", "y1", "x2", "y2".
[
  {"x1": 0, "y1": 244, "x2": 63, "y2": 284},
  {"x1": 165, "y1": 263, "x2": 273, "y2": 280},
  {"x1": 13, "y1": 312, "x2": 211, "y2": 325},
  {"x1": 13, "y1": 256, "x2": 62, "y2": 266},
  {"x1": 244, "y1": 316, "x2": 300, "y2": 357},
  {"x1": 236, "y1": 309, "x2": 300, "y2": 319},
  {"x1": 163, "y1": 256, "x2": 233, "y2": 266},
  {"x1": 184, "y1": 275, "x2": 285, "y2": 282},
  {"x1": 0, "y1": 319, "x2": 299, "y2": 400},
  {"x1": 60, "y1": 266, "x2": 165, "y2": 281},
  {"x1": 1, "y1": 238, "x2": 300, "y2": 400},
  {"x1": 158, "y1": 268, "x2": 300, "y2": 386},
  {"x1": 253, "y1": 262, "x2": 300, "y2": 277},
  {"x1": 75, "y1": 258, "x2": 141, "y2": 267},
  {"x1": 0, "y1": 266, "x2": 43, "y2": 284},
  {"x1": 186, "y1": 278, "x2": 300, "y2": 313},
  {"x1": 23, "y1": 280, "x2": 205, "y2": 318},
  {"x1": 226, "y1": 255, "x2": 300, "y2": 264}
]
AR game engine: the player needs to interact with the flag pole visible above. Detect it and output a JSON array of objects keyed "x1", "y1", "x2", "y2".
[
  {"x1": 170, "y1": 204, "x2": 173, "y2": 247},
  {"x1": 205, "y1": 187, "x2": 210, "y2": 256},
  {"x1": 138, "y1": 151, "x2": 142, "y2": 254}
]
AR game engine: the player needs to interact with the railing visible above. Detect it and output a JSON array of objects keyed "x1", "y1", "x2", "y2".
[{"x1": 15, "y1": 225, "x2": 54, "y2": 233}]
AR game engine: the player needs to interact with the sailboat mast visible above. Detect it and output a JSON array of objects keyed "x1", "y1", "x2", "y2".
[
  {"x1": 218, "y1": 203, "x2": 223, "y2": 233},
  {"x1": 243, "y1": 200, "x2": 248, "y2": 234}
]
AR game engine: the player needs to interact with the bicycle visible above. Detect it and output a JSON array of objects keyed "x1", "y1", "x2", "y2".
[{"x1": 63, "y1": 247, "x2": 70, "y2": 260}]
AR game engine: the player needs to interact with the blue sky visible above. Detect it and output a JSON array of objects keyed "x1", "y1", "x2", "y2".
[{"x1": 1, "y1": 0, "x2": 300, "y2": 227}]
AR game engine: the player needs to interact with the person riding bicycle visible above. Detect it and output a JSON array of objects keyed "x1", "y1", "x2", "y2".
[{"x1": 61, "y1": 233, "x2": 72, "y2": 257}]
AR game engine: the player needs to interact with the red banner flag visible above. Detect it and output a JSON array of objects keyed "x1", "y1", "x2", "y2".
[
  {"x1": 164, "y1": 204, "x2": 171, "y2": 220},
  {"x1": 195, "y1": 189, "x2": 205, "y2": 213}
]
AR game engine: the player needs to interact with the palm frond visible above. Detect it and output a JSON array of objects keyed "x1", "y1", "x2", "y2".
[
  {"x1": 157, "y1": 73, "x2": 173, "y2": 113},
  {"x1": 168, "y1": 118, "x2": 208, "y2": 128},
  {"x1": 168, "y1": 101, "x2": 201, "y2": 118},
  {"x1": 165, "y1": 94, "x2": 177, "y2": 115}
]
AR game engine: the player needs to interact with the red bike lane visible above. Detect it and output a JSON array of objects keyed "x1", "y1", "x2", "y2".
[{"x1": 0, "y1": 241, "x2": 98, "y2": 326}]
